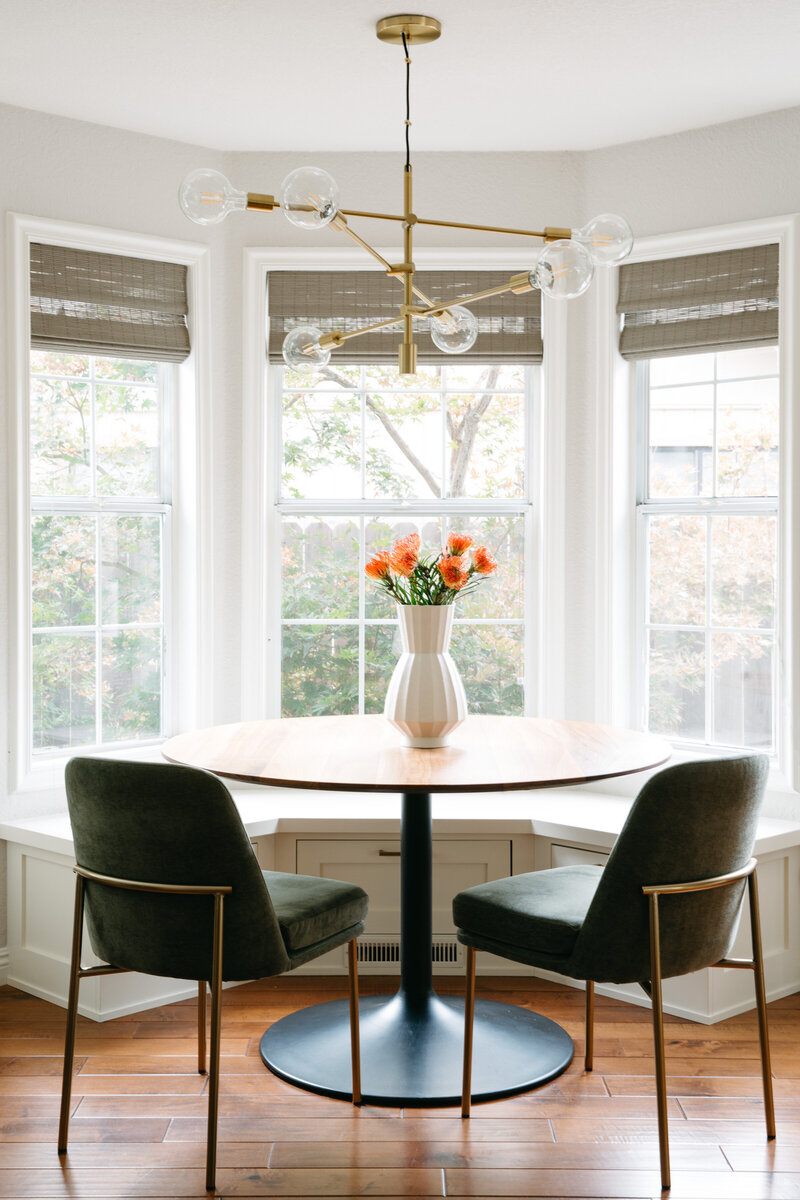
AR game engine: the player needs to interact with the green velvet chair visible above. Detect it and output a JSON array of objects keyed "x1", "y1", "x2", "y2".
[
  {"x1": 453, "y1": 755, "x2": 775, "y2": 1191},
  {"x1": 59, "y1": 758, "x2": 368, "y2": 1192}
]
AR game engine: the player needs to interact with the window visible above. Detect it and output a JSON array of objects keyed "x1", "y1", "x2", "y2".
[
  {"x1": 9, "y1": 224, "x2": 202, "y2": 789},
  {"x1": 29, "y1": 350, "x2": 170, "y2": 755},
  {"x1": 637, "y1": 345, "x2": 779, "y2": 750},
  {"x1": 618, "y1": 241, "x2": 782, "y2": 756},
  {"x1": 273, "y1": 359, "x2": 533, "y2": 717}
]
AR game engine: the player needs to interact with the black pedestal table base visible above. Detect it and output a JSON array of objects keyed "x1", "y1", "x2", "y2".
[
  {"x1": 260, "y1": 990, "x2": 573, "y2": 1106},
  {"x1": 260, "y1": 790, "x2": 573, "y2": 1106}
]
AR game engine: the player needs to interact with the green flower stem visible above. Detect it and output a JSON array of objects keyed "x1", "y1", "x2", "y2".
[{"x1": 372, "y1": 552, "x2": 493, "y2": 606}]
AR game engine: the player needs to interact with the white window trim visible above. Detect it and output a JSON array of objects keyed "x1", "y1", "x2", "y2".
[
  {"x1": 241, "y1": 245, "x2": 568, "y2": 721},
  {"x1": 6, "y1": 213, "x2": 215, "y2": 797},
  {"x1": 592, "y1": 214, "x2": 800, "y2": 794}
]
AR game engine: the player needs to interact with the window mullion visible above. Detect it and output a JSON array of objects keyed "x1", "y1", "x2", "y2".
[
  {"x1": 712, "y1": 354, "x2": 719, "y2": 499},
  {"x1": 358, "y1": 514, "x2": 366, "y2": 715},
  {"x1": 95, "y1": 508, "x2": 103, "y2": 747},
  {"x1": 705, "y1": 512, "x2": 713, "y2": 745},
  {"x1": 441, "y1": 364, "x2": 448, "y2": 501},
  {"x1": 359, "y1": 367, "x2": 367, "y2": 714}
]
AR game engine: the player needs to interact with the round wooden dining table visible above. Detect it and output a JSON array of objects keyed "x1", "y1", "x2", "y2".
[{"x1": 163, "y1": 713, "x2": 670, "y2": 1106}]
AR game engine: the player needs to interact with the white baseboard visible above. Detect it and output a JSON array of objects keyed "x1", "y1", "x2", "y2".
[
  {"x1": 5, "y1": 972, "x2": 249, "y2": 1022},
  {"x1": 0, "y1": 946, "x2": 9, "y2": 987},
  {"x1": 5, "y1": 973, "x2": 200, "y2": 1020},
  {"x1": 531, "y1": 966, "x2": 800, "y2": 1025}
]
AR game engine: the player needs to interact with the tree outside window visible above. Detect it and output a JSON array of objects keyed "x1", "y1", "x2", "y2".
[
  {"x1": 277, "y1": 361, "x2": 532, "y2": 718},
  {"x1": 30, "y1": 351, "x2": 168, "y2": 753},
  {"x1": 640, "y1": 345, "x2": 779, "y2": 750}
]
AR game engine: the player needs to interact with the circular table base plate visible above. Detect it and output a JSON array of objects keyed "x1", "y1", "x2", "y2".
[{"x1": 260, "y1": 993, "x2": 574, "y2": 1107}]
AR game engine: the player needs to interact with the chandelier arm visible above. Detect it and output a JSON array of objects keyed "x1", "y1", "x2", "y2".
[
  {"x1": 415, "y1": 276, "x2": 533, "y2": 318},
  {"x1": 414, "y1": 216, "x2": 567, "y2": 239},
  {"x1": 334, "y1": 207, "x2": 569, "y2": 242},
  {"x1": 317, "y1": 313, "x2": 407, "y2": 351},
  {"x1": 331, "y1": 216, "x2": 396, "y2": 271},
  {"x1": 339, "y1": 208, "x2": 406, "y2": 223},
  {"x1": 330, "y1": 212, "x2": 442, "y2": 311}
]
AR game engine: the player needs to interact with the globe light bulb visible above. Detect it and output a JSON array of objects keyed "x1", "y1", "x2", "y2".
[
  {"x1": 280, "y1": 167, "x2": 340, "y2": 230},
  {"x1": 572, "y1": 213, "x2": 634, "y2": 264},
  {"x1": 429, "y1": 305, "x2": 479, "y2": 354},
  {"x1": 178, "y1": 168, "x2": 247, "y2": 224},
  {"x1": 530, "y1": 240, "x2": 595, "y2": 300},
  {"x1": 282, "y1": 326, "x2": 331, "y2": 374}
]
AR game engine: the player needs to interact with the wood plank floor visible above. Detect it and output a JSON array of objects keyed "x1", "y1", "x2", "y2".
[{"x1": 0, "y1": 974, "x2": 795, "y2": 1198}]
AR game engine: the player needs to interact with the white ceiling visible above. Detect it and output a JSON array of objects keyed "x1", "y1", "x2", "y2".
[{"x1": 2, "y1": 0, "x2": 800, "y2": 152}]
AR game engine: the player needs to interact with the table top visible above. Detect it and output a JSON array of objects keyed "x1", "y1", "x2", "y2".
[{"x1": 162, "y1": 715, "x2": 671, "y2": 794}]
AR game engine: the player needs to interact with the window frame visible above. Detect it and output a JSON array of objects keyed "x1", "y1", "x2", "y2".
[
  {"x1": 241, "y1": 246, "x2": 568, "y2": 723},
  {"x1": 594, "y1": 215, "x2": 800, "y2": 791},
  {"x1": 634, "y1": 351, "x2": 780, "y2": 754},
  {"x1": 7, "y1": 213, "x2": 213, "y2": 796},
  {"x1": 269, "y1": 360, "x2": 537, "y2": 719},
  {"x1": 29, "y1": 353, "x2": 174, "y2": 758}
]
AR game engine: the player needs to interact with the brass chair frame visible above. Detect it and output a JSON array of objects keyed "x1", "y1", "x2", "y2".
[
  {"x1": 460, "y1": 857, "x2": 775, "y2": 1193},
  {"x1": 59, "y1": 865, "x2": 362, "y2": 1192}
]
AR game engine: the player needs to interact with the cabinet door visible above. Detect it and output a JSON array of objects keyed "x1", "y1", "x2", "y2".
[
  {"x1": 296, "y1": 839, "x2": 511, "y2": 935},
  {"x1": 551, "y1": 843, "x2": 609, "y2": 869}
]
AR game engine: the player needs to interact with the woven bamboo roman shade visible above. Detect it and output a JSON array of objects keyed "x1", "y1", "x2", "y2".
[
  {"x1": 30, "y1": 243, "x2": 190, "y2": 362},
  {"x1": 618, "y1": 243, "x2": 779, "y2": 360},
  {"x1": 267, "y1": 270, "x2": 543, "y2": 364}
]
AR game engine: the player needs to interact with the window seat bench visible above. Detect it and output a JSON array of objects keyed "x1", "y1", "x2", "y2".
[{"x1": 3, "y1": 785, "x2": 799, "y2": 1023}]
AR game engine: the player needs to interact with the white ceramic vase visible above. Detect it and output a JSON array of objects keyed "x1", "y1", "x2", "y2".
[{"x1": 384, "y1": 604, "x2": 468, "y2": 748}]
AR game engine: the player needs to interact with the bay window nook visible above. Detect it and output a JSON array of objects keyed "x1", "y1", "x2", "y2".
[
  {"x1": 0, "y1": 100, "x2": 798, "y2": 1176},
  {"x1": 3, "y1": 11, "x2": 800, "y2": 1192}
]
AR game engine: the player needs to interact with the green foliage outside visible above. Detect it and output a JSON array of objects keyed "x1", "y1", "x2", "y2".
[
  {"x1": 279, "y1": 362, "x2": 527, "y2": 718},
  {"x1": 30, "y1": 352, "x2": 163, "y2": 751},
  {"x1": 28, "y1": 346, "x2": 778, "y2": 753},
  {"x1": 646, "y1": 350, "x2": 778, "y2": 748}
]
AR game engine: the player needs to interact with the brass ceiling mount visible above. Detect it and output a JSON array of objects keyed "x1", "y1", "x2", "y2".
[{"x1": 376, "y1": 14, "x2": 442, "y2": 45}]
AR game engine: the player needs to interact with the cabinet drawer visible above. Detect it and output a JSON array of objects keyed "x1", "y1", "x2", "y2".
[{"x1": 296, "y1": 838, "x2": 511, "y2": 935}]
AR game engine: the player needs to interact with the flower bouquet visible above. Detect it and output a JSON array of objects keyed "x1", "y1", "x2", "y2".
[
  {"x1": 365, "y1": 533, "x2": 498, "y2": 747},
  {"x1": 365, "y1": 532, "x2": 497, "y2": 605}
]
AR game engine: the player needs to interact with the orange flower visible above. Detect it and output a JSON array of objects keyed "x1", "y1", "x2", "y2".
[
  {"x1": 447, "y1": 532, "x2": 473, "y2": 555},
  {"x1": 390, "y1": 534, "x2": 420, "y2": 578},
  {"x1": 365, "y1": 551, "x2": 392, "y2": 580},
  {"x1": 472, "y1": 546, "x2": 498, "y2": 576},
  {"x1": 438, "y1": 555, "x2": 469, "y2": 590}
]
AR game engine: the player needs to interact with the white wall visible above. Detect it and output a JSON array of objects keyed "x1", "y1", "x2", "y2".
[
  {"x1": 586, "y1": 106, "x2": 800, "y2": 237},
  {"x1": 2, "y1": 99, "x2": 800, "y2": 949}
]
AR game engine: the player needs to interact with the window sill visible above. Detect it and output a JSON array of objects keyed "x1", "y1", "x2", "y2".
[{"x1": 3, "y1": 782, "x2": 799, "y2": 861}]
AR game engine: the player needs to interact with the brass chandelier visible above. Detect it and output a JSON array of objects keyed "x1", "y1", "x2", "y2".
[{"x1": 179, "y1": 13, "x2": 634, "y2": 375}]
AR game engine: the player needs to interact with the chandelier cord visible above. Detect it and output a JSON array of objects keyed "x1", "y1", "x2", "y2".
[{"x1": 402, "y1": 31, "x2": 411, "y2": 172}]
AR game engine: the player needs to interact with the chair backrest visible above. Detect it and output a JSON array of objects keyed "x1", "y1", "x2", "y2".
[
  {"x1": 65, "y1": 758, "x2": 290, "y2": 982},
  {"x1": 568, "y1": 755, "x2": 769, "y2": 985}
]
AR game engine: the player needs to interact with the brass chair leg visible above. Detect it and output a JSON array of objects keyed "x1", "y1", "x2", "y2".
[
  {"x1": 347, "y1": 939, "x2": 362, "y2": 1106},
  {"x1": 198, "y1": 981, "x2": 207, "y2": 1075},
  {"x1": 585, "y1": 980, "x2": 595, "y2": 1071},
  {"x1": 205, "y1": 895, "x2": 225, "y2": 1192},
  {"x1": 461, "y1": 945, "x2": 476, "y2": 1118},
  {"x1": 58, "y1": 874, "x2": 85, "y2": 1154},
  {"x1": 648, "y1": 894, "x2": 670, "y2": 1191},
  {"x1": 748, "y1": 872, "x2": 776, "y2": 1139}
]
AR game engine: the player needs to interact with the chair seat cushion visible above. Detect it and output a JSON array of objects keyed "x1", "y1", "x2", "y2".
[
  {"x1": 453, "y1": 865, "x2": 603, "y2": 958},
  {"x1": 264, "y1": 870, "x2": 368, "y2": 954}
]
